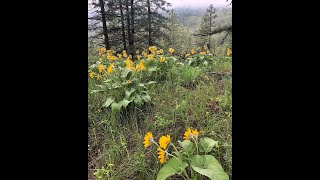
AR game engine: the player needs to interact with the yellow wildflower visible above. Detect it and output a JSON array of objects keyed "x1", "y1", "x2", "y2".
[
  {"x1": 137, "y1": 55, "x2": 141, "y2": 61},
  {"x1": 168, "y1": 48, "x2": 174, "y2": 54},
  {"x1": 136, "y1": 50, "x2": 139, "y2": 54},
  {"x1": 89, "y1": 72, "x2": 94, "y2": 78},
  {"x1": 157, "y1": 49, "x2": 163, "y2": 55},
  {"x1": 159, "y1": 135, "x2": 170, "y2": 149},
  {"x1": 98, "y1": 64, "x2": 104, "y2": 73},
  {"x1": 183, "y1": 128, "x2": 192, "y2": 140},
  {"x1": 112, "y1": 56, "x2": 119, "y2": 61},
  {"x1": 107, "y1": 50, "x2": 114, "y2": 56},
  {"x1": 123, "y1": 50, "x2": 128, "y2": 58},
  {"x1": 191, "y1": 49, "x2": 195, "y2": 54},
  {"x1": 157, "y1": 148, "x2": 166, "y2": 164},
  {"x1": 227, "y1": 48, "x2": 231, "y2": 56},
  {"x1": 136, "y1": 61, "x2": 146, "y2": 71},
  {"x1": 107, "y1": 63, "x2": 115, "y2": 74},
  {"x1": 160, "y1": 56, "x2": 166, "y2": 62},
  {"x1": 149, "y1": 46, "x2": 157, "y2": 54},
  {"x1": 143, "y1": 132, "x2": 153, "y2": 148},
  {"x1": 142, "y1": 51, "x2": 147, "y2": 57},
  {"x1": 117, "y1": 53, "x2": 122, "y2": 58},
  {"x1": 191, "y1": 129, "x2": 199, "y2": 137},
  {"x1": 125, "y1": 58, "x2": 135, "y2": 70},
  {"x1": 147, "y1": 54, "x2": 154, "y2": 60},
  {"x1": 96, "y1": 74, "x2": 101, "y2": 80},
  {"x1": 199, "y1": 51, "x2": 206, "y2": 55},
  {"x1": 99, "y1": 58, "x2": 103, "y2": 62},
  {"x1": 185, "y1": 53, "x2": 190, "y2": 57},
  {"x1": 206, "y1": 111, "x2": 210, "y2": 117},
  {"x1": 98, "y1": 47, "x2": 106, "y2": 56}
]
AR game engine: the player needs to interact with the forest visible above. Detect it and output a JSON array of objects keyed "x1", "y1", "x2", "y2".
[{"x1": 88, "y1": 0, "x2": 232, "y2": 179}]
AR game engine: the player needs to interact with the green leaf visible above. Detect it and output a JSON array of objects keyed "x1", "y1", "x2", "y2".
[
  {"x1": 119, "y1": 99, "x2": 132, "y2": 108},
  {"x1": 102, "y1": 97, "x2": 115, "y2": 108},
  {"x1": 141, "y1": 94, "x2": 151, "y2": 102},
  {"x1": 199, "y1": 137, "x2": 219, "y2": 153},
  {"x1": 148, "y1": 67, "x2": 158, "y2": 72},
  {"x1": 133, "y1": 94, "x2": 143, "y2": 105},
  {"x1": 111, "y1": 102, "x2": 122, "y2": 112},
  {"x1": 179, "y1": 140, "x2": 194, "y2": 155},
  {"x1": 90, "y1": 90, "x2": 105, "y2": 93},
  {"x1": 203, "y1": 61, "x2": 209, "y2": 66},
  {"x1": 103, "y1": 79, "x2": 112, "y2": 83},
  {"x1": 145, "y1": 81, "x2": 157, "y2": 85},
  {"x1": 89, "y1": 64, "x2": 97, "y2": 69},
  {"x1": 168, "y1": 57, "x2": 178, "y2": 62},
  {"x1": 121, "y1": 69, "x2": 132, "y2": 79},
  {"x1": 156, "y1": 157, "x2": 188, "y2": 180},
  {"x1": 111, "y1": 83, "x2": 121, "y2": 89},
  {"x1": 138, "y1": 83, "x2": 146, "y2": 88},
  {"x1": 190, "y1": 155, "x2": 229, "y2": 180},
  {"x1": 125, "y1": 88, "x2": 136, "y2": 98}
]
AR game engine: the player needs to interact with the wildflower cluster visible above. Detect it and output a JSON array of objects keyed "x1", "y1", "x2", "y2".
[{"x1": 143, "y1": 127, "x2": 229, "y2": 180}]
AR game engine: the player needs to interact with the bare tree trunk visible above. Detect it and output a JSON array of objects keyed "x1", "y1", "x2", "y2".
[
  {"x1": 147, "y1": 0, "x2": 152, "y2": 47},
  {"x1": 119, "y1": 0, "x2": 127, "y2": 50},
  {"x1": 208, "y1": 8, "x2": 211, "y2": 51},
  {"x1": 125, "y1": 0, "x2": 132, "y2": 55},
  {"x1": 130, "y1": 0, "x2": 134, "y2": 58},
  {"x1": 171, "y1": 10, "x2": 174, "y2": 47},
  {"x1": 99, "y1": 0, "x2": 110, "y2": 49}
]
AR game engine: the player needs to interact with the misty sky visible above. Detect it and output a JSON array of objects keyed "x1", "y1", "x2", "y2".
[{"x1": 166, "y1": 0, "x2": 231, "y2": 8}]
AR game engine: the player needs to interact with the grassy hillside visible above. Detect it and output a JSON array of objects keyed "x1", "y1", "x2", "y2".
[{"x1": 88, "y1": 47, "x2": 232, "y2": 179}]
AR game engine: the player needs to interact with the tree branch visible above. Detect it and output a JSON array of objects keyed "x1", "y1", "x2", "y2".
[{"x1": 192, "y1": 25, "x2": 232, "y2": 37}]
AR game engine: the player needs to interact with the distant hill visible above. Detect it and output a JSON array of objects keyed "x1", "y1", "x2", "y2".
[{"x1": 161, "y1": 7, "x2": 231, "y2": 29}]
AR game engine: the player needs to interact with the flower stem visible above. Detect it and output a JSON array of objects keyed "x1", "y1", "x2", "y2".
[
  {"x1": 151, "y1": 139, "x2": 161, "y2": 149},
  {"x1": 191, "y1": 136, "x2": 199, "y2": 154}
]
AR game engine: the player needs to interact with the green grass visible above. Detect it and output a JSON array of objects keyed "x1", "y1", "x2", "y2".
[{"x1": 88, "y1": 56, "x2": 232, "y2": 180}]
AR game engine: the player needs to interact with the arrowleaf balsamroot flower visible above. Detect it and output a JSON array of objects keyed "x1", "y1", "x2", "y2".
[
  {"x1": 159, "y1": 135, "x2": 170, "y2": 149},
  {"x1": 183, "y1": 128, "x2": 192, "y2": 140},
  {"x1": 147, "y1": 54, "x2": 154, "y2": 60},
  {"x1": 142, "y1": 51, "x2": 147, "y2": 57},
  {"x1": 143, "y1": 132, "x2": 153, "y2": 148},
  {"x1": 89, "y1": 72, "x2": 94, "y2": 78},
  {"x1": 168, "y1": 48, "x2": 174, "y2": 54},
  {"x1": 107, "y1": 63, "x2": 115, "y2": 74},
  {"x1": 125, "y1": 58, "x2": 135, "y2": 71},
  {"x1": 157, "y1": 148, "x2": 166, "y2": 164},
  {"x1": 160, "y1": 56, "x2": 166, "y2": 62},
  {"x1": 157, "y1": 49, "x2": 163, "y2": 55},
  {"x1": 149, "y1": 46, "x2": 157, "y2": 54},
  {"x1": 136, "y1": 61, "x2": 146, "y2": 71},
  {"x1": 191, "y1": 129, "x2": 199, "y2": 137},
  {"x1": 98, "y1": 64, "x2": 104, "y2": 73},
  {"x1": 123, "y1": 50, "x2": 128, "y2": 58},
  {"x1": 184, "y1": 128, "x2": 200, "y2": 141},
  {"x1": 227, "y1": 48, "x2": 231, "y2": 56}
]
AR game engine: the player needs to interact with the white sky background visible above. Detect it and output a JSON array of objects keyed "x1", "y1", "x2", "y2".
[{"x1": 166, "y1": 0, "x2": 231, "y2": 8}]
